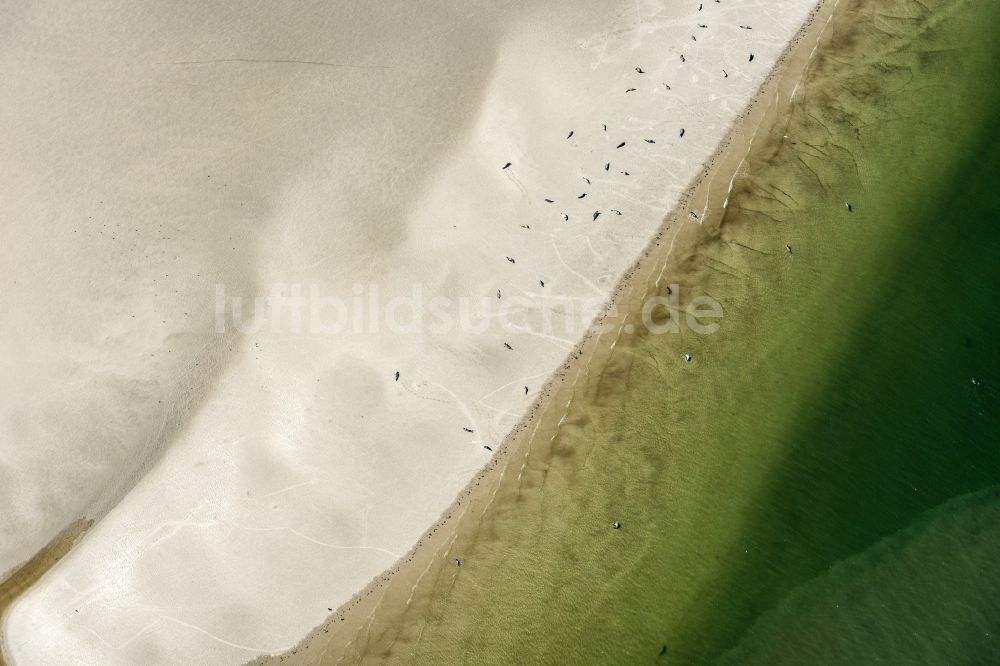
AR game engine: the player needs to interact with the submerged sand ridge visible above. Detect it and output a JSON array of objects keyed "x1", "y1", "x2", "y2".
[{"x1": 1, "y1": 0, "x2": 818, "y2": 663}]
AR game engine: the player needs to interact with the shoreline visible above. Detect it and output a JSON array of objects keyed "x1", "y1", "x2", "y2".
[
  {"x1": 0, "y1": 520, "x2": 91, "y2": 666},
  {"x1": 254, "y1": 0, "x2": 841, "y2": 661},
  {"x1": 5, "y1": 1, "x2": 828, "y2": 659},
  {"x1": 323, "y1": 0, "x2": 1000, "y2": 658}
]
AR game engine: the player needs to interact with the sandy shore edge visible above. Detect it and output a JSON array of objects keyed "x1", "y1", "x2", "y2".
[
  {"x1": 0, "y1": 520, "x2": 91, "y2": 666},
  {"x1": 0, "y1": 2, "x2": 838, "y2": 662},
  {"x1": 251, "y1": 0, "x2": 844, "y2": 662}
]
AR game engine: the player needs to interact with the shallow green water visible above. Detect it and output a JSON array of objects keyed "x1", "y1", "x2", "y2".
[{"x1": 362, "y1": 0, "x2": 1000, "y2": 662}]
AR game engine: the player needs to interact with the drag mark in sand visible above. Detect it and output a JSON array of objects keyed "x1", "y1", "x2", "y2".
[
  {"x1": 424, "y1": 381, "x2": 486, "y2": 444},
  {"x1": 233, "y1": 524, "x2": 402, "y2": 561},
  {"x1": 85, "y1": 614, "x2": 296, "y2": 656},
  {"x1": 476, "y1": 372, "x2": 550, "y2": 407},
  {"x1": 550, "y1": 238, "x2": 606, "y2": 297},
  {"x1": 159, "y1": 58, "x2": 398, "y2": 70},
  {"x1": 259, "y1": 480, "x2": 317, "y2": 500}
]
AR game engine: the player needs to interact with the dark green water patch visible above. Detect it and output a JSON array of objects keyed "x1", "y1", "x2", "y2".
[
  {"x1": 672, "y1": 0, "x2": 1000, "y2": 659},
  {"x1": 718, "y1": 487, "x2": 1000, "y2": 665}
]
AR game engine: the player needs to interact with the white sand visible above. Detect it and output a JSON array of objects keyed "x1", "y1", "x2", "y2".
[{"x1": 1, "y1": 0, "x2": 818, "y2": 662}]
